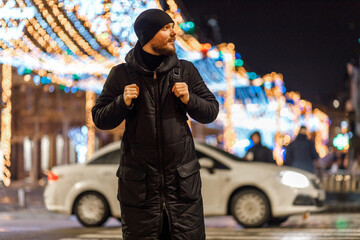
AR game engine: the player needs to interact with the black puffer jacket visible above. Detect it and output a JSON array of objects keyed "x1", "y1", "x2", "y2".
[{"x1": 92, "y1": 44, "x2": 219, "y2": 240}]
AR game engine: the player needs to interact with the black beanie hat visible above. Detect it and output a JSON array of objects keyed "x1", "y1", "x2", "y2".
[{"x1": 134, "y1": 9, "x2": 174, "y2": 46}]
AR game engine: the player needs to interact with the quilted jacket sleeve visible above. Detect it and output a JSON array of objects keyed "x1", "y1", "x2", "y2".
[
  {"x1": 92, "y1": 64, "x2": 133, "y2": 130},
  {"x1": 185, "y1": 61, "x2": 219, "y2": 124}
]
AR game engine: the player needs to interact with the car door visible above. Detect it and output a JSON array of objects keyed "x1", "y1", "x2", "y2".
[
  {"x1": 87, "y1": 149, "x2": 120, "y2": 205},
  {"x1": 197, "y1": 149, "x2": 231, "y2": 215}
]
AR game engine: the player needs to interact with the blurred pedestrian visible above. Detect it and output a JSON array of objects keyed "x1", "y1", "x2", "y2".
[
  {"x1": 92, "y1": 9, "x2": 219, "y2": 240},
  {"x1": 245, "y1": 131, "x2": 275, "y2": 163},
  {"x1": 285, "y1": 126, "x2": 319, "y2": 173}
]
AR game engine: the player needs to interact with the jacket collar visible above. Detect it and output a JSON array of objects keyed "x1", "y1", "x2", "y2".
[
  {"x1": 125, "y1": 42, "x2": 179, "y2": 75},
  {"x1": 295, "y1": 134, "x2": 308, "y2": 141}
]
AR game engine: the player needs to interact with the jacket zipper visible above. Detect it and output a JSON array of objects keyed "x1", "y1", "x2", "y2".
[{"x1": 153, "y1": 71, "x2": 166, "y2": 211}]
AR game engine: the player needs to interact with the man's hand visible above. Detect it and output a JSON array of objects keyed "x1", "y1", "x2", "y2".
[
  {"x1": 172, "y1": 82, "x2": 189, "y2": 104},
  {"x1": 123, "y1": 84, "x2": 139, "y2": 107}
]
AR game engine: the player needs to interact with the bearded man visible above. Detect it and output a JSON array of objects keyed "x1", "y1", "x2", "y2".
[{"x1": 92, "y1": 9, "x2": 219, "y2": 240}]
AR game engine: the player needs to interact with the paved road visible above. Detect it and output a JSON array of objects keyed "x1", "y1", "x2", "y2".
[{"x1": 1, "y1": 210, "x2": 360, "y2": 239}]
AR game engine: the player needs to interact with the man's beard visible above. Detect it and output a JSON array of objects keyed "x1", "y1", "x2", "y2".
[{"x1": 151, "y1": 39, "x2": 176, "y2": 56}]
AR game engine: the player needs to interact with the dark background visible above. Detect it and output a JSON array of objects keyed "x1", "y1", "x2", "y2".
[{"x1": 177, "y1": 0, "x2": 360, "y2": 107}]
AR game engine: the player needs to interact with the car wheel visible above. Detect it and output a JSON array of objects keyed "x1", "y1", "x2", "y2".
[
  {"x1": 230, "y1": 189, "x2": 270, "y2": 228},
  {"x1": 74, "y1": 192, "x2": 110, "y2": 227}
]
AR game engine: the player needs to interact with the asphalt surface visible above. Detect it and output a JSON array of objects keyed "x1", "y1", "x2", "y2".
[
  {"x1": 2, "y1": 210, "x2": 360, "y2": 239},
  {"x1": 2, "y1": 181, "x2": 360, "y2": 239}
]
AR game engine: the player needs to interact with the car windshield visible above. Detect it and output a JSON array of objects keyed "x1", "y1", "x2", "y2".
[
  {"x1": 88, "y1": 149, "x2": 120, "y2": 165},
  {"x1": 197, "y1": 142, "x2": 246, "y2": 162}
]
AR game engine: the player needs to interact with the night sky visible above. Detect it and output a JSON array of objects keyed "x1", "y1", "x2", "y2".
[{"x1": 178, "y1": 0, "x2": 360, "y2": 107}]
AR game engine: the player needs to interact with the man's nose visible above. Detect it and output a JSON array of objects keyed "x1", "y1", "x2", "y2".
[{"x1": 170, "y1": 28, "x2": 176, "y2": 37}]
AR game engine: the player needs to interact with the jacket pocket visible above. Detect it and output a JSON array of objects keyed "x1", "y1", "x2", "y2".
[
  {"x1": 176, "y1": 158, "x2": 202, "y2": 201},
  {"x1": 117, "y1": 166, "x2": 147, "y2": 207}
]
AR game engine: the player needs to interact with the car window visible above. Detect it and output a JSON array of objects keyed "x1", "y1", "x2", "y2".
[
  {"x1": 198, "y1": 143, "x2": 246, "y2": 162},
  {"x1": 196, "y1": 150, "x2": 230, "y2": 170},
  {"x1": 88, "y1": 150, "x2": 121, "y2": 165}
]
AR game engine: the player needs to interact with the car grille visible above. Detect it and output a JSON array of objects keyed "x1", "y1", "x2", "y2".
[
  {"x1": 293, "y1": 194, "x2": 324, "y2": 207},
  {"x1": 293, "y1": 195, "x2": 315, "y2": 206}
]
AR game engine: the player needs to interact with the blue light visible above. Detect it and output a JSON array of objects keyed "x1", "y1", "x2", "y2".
[
  {"x1": 247, "y1": 72, "x2": 257, "y2": 80},
  {"x1": 250, "y1": 86, "x2": 256, "y2": 94},
  {"x1": 235, "y1": 53, "x2": 241, "y2": 59},
  {"x1": 181, "y1": 24, "x2": 189, "y2": 32},
  {"x1": 186, "y1": 22, "x2": 195, "y2": 29},
  {"x1": 264, "y1": 81, "x2": 272, "y2": 89},
  {"x1": 17, "y1": 66, "x2": 25, "y2": 75},
  {"x1": 33, "y1": 75, "x2": 40, "y2": 85},
  {"x1": 245, "y1": 139, "x2": 254, "y2": 151},
  {"x1": 68, "y1": 126, "x2": 88, "y2": 163},
  {"x1": 71, "y1": 86, "x2": 78, "y2": 93},
  {"x1": 40, "y1": 76, "x2": 51, "y2": 84},
  {"x1": 64, "y1": 86, "x2": 70, "y2": 93},
  {"x1": 341, "y1": 121, "x2": 348, "y2": 129},
  {"x1": 281, "y1": 147, "x2": 286, "y2": 160},
  {"x1": 49, "y1": 85, "x2": 55, "y2": 92},
  {"x1": 81, "y1": 126, "x2": 88, "y2": 134}
]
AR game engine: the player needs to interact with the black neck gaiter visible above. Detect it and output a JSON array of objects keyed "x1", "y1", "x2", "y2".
[{"x1": 140, "y1": 47, "x2": 165, "y2": 71}]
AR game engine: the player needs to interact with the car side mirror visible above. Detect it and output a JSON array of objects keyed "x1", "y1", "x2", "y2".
[{"x1": 199, "y1": 157, "x2": 215, "y2": 174}]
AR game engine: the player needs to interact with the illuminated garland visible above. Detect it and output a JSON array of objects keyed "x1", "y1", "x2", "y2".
[
  {"x1": 219, "y1": 43, "x2": 237, "y2": 153},
  {"x1": 86, "y1": 91, "x2": 96, "y2": 159},
  {"x1": 0, "y1": 0, "x2": 330, "y2": 167},
  {"x1": 1, "y1": 64, "x2": 12, "y2": 186}
]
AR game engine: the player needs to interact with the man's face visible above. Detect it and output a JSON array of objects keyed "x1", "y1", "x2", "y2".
[
  {"x1": 149, "y1": 23, "x2": 176, "y2": 56},
  {"x1": 251, "y1": 134, "x2": 260, "y2": 145}
]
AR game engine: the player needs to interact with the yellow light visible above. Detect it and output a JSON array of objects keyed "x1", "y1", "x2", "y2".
[
  {"x1": 215, "y1": 61, "x2": 223, "y2": 68},
  {"x1": 24, "y1": 75, "x2": 31, "y2": 82},
  {"x1": 227, "y1": 43, "x2": 235, "y2": 50},
  {"x1": 252, "y1": 78, "x2": 263, "y2": 86},
  {"x1": 1, "y1": 64, "x2": 12, "y2": 187},
  {"x1": 218, "y1": 44, "x2": 237, "y2": 152},
  {"x1": 86, "y1": 91, "x2": 96, "y2": 159}
]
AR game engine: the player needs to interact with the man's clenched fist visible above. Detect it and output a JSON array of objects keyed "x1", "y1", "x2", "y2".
[
  {"x1": 172, "y1": 82, "x2": 189, "y2": 104},
  {"x1": 123, "y1": 84, "x2": 139, "y2": 107}
]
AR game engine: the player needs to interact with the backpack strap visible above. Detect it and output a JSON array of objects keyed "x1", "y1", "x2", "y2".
[
  {"x1": 124, "y1": 63, "x2": 139, "y2": 85},
  {"x1": 172, "y1": 63, "x2": 181, "y2": 81},
  {"x1": 124, "y1": 63, "x2": 143, "y2": 102},
  {"x1": 169, "y1": 61, "x2": 183, "y2": 94},
  {"x1": 122, "y1": 63, "x2": 141, "y2": 152},
  {"x1": 170, "y1": 61, "x2": 188, "y2": 114}
]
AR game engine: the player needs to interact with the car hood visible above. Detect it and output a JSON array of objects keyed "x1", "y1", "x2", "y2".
[{"x1": 227, "y1": 161, "x2": 318, "y2": 180}]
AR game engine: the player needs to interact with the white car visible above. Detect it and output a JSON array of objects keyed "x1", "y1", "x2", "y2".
[{"x1": 44, "y1": 141, "x2": 326, "y2": 228}]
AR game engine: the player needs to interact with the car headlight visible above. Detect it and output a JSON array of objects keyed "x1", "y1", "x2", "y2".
[{"x1": 279, "y1": 170, "x2": 310, "y2": 188}]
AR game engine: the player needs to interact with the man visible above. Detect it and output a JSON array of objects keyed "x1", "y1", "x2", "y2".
[
  {"x1": 285, "y1": 126, "x2": 319, "y2": 173},
  {"x1": 245, "y1": 131, "x2": 274, "y2": 163},
  {"x1": 92, "y1": 9, "x2": 219, "y2": 240}
]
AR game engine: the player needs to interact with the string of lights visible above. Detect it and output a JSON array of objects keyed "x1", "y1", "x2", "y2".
[
  {"x1": 58, "y1": 0, "x2": 113, "y2": 57},
  {"x1": 219, "y1": 43, "x2": 237, "y2": 153},
  {"x1": 0, "y1": 0, "x2": 330, "y2": 174},
  {"x1": 44, "y1": 0, "x2": 108, "y2": 61},
  {"x1": 23, "y1": 0, "x2": 70, "y2": 53},
  {"x1": 85, "y1": 91, "x2": 96, "y2": 159},
  {"x1": 1, "y1": 64, "x2": 12, "y2": 186}
]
